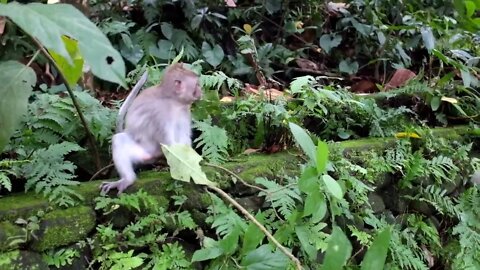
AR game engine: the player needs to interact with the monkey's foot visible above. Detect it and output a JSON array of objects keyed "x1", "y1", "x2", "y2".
[{"x1": 99, "y1": 179, "x2": 133, "y2": 195}]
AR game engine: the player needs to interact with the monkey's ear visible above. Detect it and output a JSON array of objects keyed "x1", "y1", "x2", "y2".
[{"x1": 174, "y1": 80, "x2": 183, "y2": 93}]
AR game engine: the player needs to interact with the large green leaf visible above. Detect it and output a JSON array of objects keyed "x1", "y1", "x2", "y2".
[
  {"x1": 161, "y1": 144, "x2": 217, "y2": 187},
  {"x1": 361, "y1": 228, "x2": 391, "y2": 270},
  {"x1": 0, "y1": 2, "x2": 126, "y2": 87},
  {"x1": 288, "y1": 122, "x2": 316, "y2": 163},
  {"x1": 322, "y1": 226, "x2": 352, "y2": 270},
  {"x1": 241, "y1": 212, "x2": 266, "y2": 255},
  {"x1": 0, "y1": 61, "x2": 36, "y2": 151},
  {"x1": 240, "y1": 245, "x2": 289, "y2": 269}
]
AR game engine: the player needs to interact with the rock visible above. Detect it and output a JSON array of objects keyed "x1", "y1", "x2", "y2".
[
  {"x1": 0, "y1": 250, "x2": 48, "y2": 270},
  {"x1": 368, "y1": 193, "x2": 385, "y2": 213}
]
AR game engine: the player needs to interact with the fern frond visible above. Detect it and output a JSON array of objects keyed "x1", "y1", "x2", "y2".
[
  {"x1": 193, "y1": 117, "x2": 229, "y2": 164},
  {"x1": 256, "y1": 177, "x2": 301, "y2": 218},
  {"x1": 22, "y1": 142, "x2": 84, "y2": 207}
]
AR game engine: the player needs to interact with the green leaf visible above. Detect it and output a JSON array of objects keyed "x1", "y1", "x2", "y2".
[
  {"x1": 0, "y1": 2, "x2": 126, "y2": 87},
  {"x1": 316, "y1": 141, "x2": 329, "y2": 175},
  {"x1": 240, "y1": 245, "x2": 289, "y2": 269},
  {"x1": 201, "y1": 42, "x2": 224, "y2": 67},
  {"x1": 360, "y1": 228, "x2": 391, "y2": 270},
  {"x1": 191, "y1": 246, "x2": 223, "y2": 262},
  {"x1": 49, "y1": 36, "x2": 84, "y2": 88},
  {"x1": 339, "y1": 59, "x2": 359, "y2": 75},
  {"x1": 322, "y1": 175, "x2": 343, "y2": 200},
  {"x1": 241, "y1": 212, "x2": 266, "y2": 255},
  {"x1": 430, "y1": 96, "x2": 441, "y2": 111},
  {"x1": 298, "y1": 166, "x2": 318, "y2": 193},
  {"x1": 322, "y1": 226, "x2": 352, "y2": 270},
  {"x1": 265, "y1": 0, "x2": 282, "y2": 14},
  {"x1": 0, "y1": 61, "x2": 36, "y2": 151},
  {"x1": 219, "y1": 226, "x2": 241, "y2": 255},
  {"x1": 151, "y1": 40, "x2": 175, "y2": 60},
  {"x1": 420, "y1": 27, "x2": 435, "y2": 52},
  {"x1": 289, "y1": 75, "x2": 315, "y2": 94},
  {"x1": 161, "y1": 144, "x2": 217, "y2": 187},
  {"x1": 319, "y1": 34, "x2": 342, "y2": 54},
  {"x1": 465, "y1": 0, "x2": 476, "y2": 17},
  {"x1": 295, "y1": 225, "x2": 317, "y2": 260},
  {"x1": 303, "y1": 191, "x2": 327, "y2": 222},
  {"x1": 288, "y1": 122, "x2": 316, "y2": 163}
]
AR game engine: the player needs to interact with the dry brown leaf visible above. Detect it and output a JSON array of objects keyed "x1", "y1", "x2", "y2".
[
  {"x1": 327, "y1": 2, "x2": 349, "y2": 14},
  {"x1": 243, "y1": 148, "x2": 260, "y2": 154},
  {"x1": 351, "y1": 80, "x2": 377, "y2": 93},
  {"x1": 220, "y1": 96, "x2": 235, "y2": 103},
  {"x1": 295, "y1": 58, "x2": 319, "y2": 70},
  {"x1": 384, "y1": 68, "x2": 416, "y2": 90}
]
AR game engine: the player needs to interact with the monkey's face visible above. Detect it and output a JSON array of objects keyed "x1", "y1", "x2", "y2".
[{"x1": 175, "y1": 77, "x2": 202, "y2": 104}]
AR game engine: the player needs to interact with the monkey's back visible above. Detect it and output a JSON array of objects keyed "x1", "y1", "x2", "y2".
[{"x1": 123, "y1": 88, "x2": 190, "y2": 156}]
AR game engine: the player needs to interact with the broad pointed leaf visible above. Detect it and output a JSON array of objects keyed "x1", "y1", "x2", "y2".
[
  {"x1": 0, "y1": 2, "x2": 126, "y2": 87},
  {"x1": 322, "y1": 226, "x2": 352, "y2": 270},
  {"x1": 161, "y1": 144, "x2": 216, "y2": 186},
  {"x1": 361, "y1": 228, "x2": 391, "y2": 270},
  {"x1": 288, "y1": 122, "x2": 316, "y2": 163},
  {"x1": 0, "y1": 61, "x2": 36, "y2": 151},
  {"x1": 240, "y1": 244, "x2": 289, "y2": 269}
]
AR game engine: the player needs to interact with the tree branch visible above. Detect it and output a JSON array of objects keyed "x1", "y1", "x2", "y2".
[{"x1": 33, "y1": 38, "x2": 102, "y2": 170}]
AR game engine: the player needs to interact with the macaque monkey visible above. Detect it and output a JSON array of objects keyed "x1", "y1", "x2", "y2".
[{"x1": 100, "y1": 63, "x2": 202, "y2": 194}]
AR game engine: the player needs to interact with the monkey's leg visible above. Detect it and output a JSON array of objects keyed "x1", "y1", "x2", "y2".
[{"x1": 100, "y1": 133, "x2": 153, "y2": 195}]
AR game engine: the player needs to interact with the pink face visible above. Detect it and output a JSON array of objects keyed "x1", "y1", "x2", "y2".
[{"x1": 175, "y1": 77, "x2": 202, "y2": 104}]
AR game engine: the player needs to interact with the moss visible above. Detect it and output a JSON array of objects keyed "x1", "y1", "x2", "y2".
[
  {"x1": 30, "y1": 206, "x2": 96, "y2": 251},
  {"x1": 0, "y1": 222, "x2": 24, "y2": 252},
  {"x1": 0, "y1": 250, "x2": 48, "y2": 270},
  {"x1": 0, "y1": 193, "x2": 50, "y2": 222}
]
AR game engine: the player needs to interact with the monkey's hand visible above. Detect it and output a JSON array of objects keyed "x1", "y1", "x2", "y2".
[{"x1": 100, "y1": 179, "x2": 134, "y2": 195}]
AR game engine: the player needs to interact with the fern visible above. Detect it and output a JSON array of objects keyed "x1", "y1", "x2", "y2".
[
  {"x1": 206, "y1": 194, "x2": 246, "y2": 237},
  {"x1": 193, "y1": 117, "x2": 229, "y2": 164},
  {"x1": 426, "y1": 155, "x2": 458, "y2": 183},
  {"x1": 200, "y1": 71, "x2": 243, "y2": 92},
  {"x1": 21, "y1": 142, "x2": 84, "y2": 207},
  {"x1": 417, "y1": 185, "x2": 459, "y2": 217},
  {"x1": 388, "y1": 230, "x2": 429, "y2": 270},
  {"x1": 452, "y1": 187, "x2": 480, "y2": 269},
  {"x1": 256, "y1": 176, "x2": 301, "y2": 218}
]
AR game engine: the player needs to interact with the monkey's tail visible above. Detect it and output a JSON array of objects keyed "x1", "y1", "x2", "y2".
[{"x1": 116, "y1": 71, "x2": 149, "y2": 133}]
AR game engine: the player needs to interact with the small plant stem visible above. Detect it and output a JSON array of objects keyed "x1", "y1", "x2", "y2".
[
  {"x1": 204, "y1": 162, "x2": 266, "y2": 192},
  {"x1": 208, "y1": 185, "x2": 303, "y2": 270},
  {"x1": 33, "y1": 39, "x2": 102, "y2": 170}
]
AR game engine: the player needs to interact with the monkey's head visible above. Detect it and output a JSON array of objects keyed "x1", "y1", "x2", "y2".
[{"x1": 163, "y1": 63, "x2": 202, "y2": 104}]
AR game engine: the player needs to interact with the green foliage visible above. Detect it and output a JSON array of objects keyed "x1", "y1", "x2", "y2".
[
  {"x1": 452, "y1": 187, "x2": 480, "y2": 269},
  {"x1": 93, "y1": 190, "x2": 197, "y2": 270},
  {"x1": 22, "y1": 142, "x2": 84, "y2": 207},
  {"x1": 0, "y1": 61, "x2": 36, "y2": 151},
  {"x1": 193, "y1": 117, "x2": 230, "y2": 164},
  {"x1": 0, "y1": 2, "x2": 126, "y2": 87},
  {"x1": 43, "y1": 248, "x2": 79, "y2": 268}
]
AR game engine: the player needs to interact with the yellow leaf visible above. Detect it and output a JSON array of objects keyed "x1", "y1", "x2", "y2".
[
  {"x1": 441, "y1": 96, "x2": 458, "y2": 104},
  {"x1": 243, "y1": 24, "x2": 252, "y2": 34},
  {"x1": 395, "y1": 132, "x2": 421, "y2": 139},
  {"x1": 48, "y1": 35, "x2": 84, "y2": 88}
]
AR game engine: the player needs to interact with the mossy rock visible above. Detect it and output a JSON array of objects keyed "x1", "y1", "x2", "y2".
[
  {"x1": 0, "y1": 250, "x2": 48, "y2": 270},
  {"x1": 30, "y1": 206, "x2": 96, "y2": 251},
  {"x1": 0, "y1": 222, "x2": 24, "y2": 252}
]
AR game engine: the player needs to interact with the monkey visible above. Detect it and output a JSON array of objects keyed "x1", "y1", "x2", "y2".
[{"x1": 100, "y1": 63, "x2": 202, "y2": 194}]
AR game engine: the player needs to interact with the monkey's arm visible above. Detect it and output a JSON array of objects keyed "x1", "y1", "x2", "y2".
[{"x1": 116, "y1": 71, "x2": 149, "y2": 133}]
